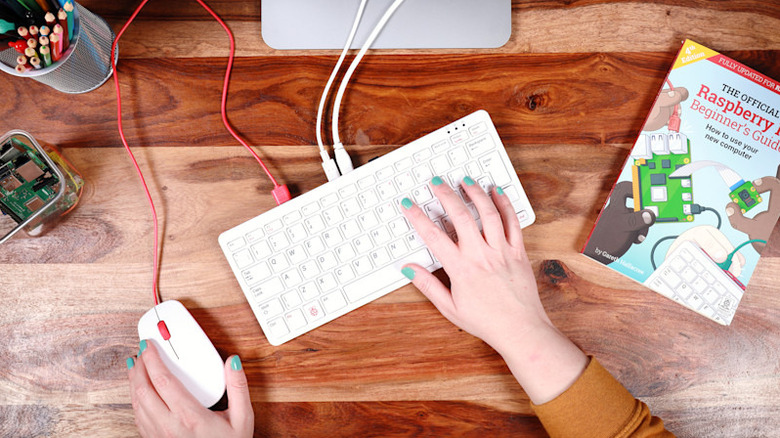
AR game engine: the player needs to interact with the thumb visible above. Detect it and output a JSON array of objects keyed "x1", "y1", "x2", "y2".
[
  {"x1": 403, "y1": 264, "x2": 456, "y2": 320},
  {"x1": 225, "y1": 355, "x2": 254, "y2": 435}
]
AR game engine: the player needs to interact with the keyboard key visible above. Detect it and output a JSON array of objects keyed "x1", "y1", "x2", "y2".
[
  {"x1": 352, "y1": 256, "x2": 373, "y2": 275},
  {"x1": 353, "y1": 235, "x2": 373, "y2": 254},
  {"x1": 339, "y1": 184, "x2": 358, "y2": 198},
  {"x1": 376, "y1": 202, "x2": 397, "y2": 221},
  {"x1": 246, "y1": 228, "x2": 265, "y2": 243},
  {"x1": 335, "y1": 265, "x2": 356, "y2": 283},
  {"x1": 282, "y1": 290, "x2": 303, "y2": 309},
  {"x1": 358, "y1": 211, "x2": 379, "y2": 230},
  {"x1": 251, "y1": 241, "x2": 272, "y2": 259},
  {"x1": 370, "y1": 226, "x2": 392, "y2": 245},
  {"x1": 316, "y1": 251, "x2": 338, "y2": 271},
  {"x1": 283, "y1": 211, "x2": 302, "y2": 224},
  {"x1": 370, "y1": 248, "x2": 391, "y2": 267},
  {"x1": 412, "y1": 163, "x2": 433, "y2": 183},
  {"x1": 466, "y1": 135, "x2": 494, "y2": 156},
  {"x1": 469, "y1": 122, "x2": 488, "y2": 137},
  {"x1": 395, "y1": 157, "x2": 413, "y2": 171},
  {"x1": 259, "y1": 298, "x2": 284, "y2": 319},
  {"x1": 388, "y1": 239, "x2": 408, "y2": 259},
  {"x1": 376, "y1": 180, "x2": 397, "y2": 199},
  {"x1": 268, "y1": 253, "x2": 290, "y2": 273},
  {"x1": 341, "y1": 198, "x2": 361, "y2": 217},
  {"x1": 299, "y1": 282, "x2": 319, "y2": 301},
  {"x1": 267, "y1": 318, "x2": 289, "y2": 338},
  {"x1": 424, "y1": 200, "x2": 446, "y2": 219},
  {"x1": 287, "y1": 223, "x2": 307, "y2": 243},
  {"x1": 412, "y1": 185, "x2": 433, "y2": 204},
  {"x1": 264, "y1": 219, "x2": 284, "y2": 234},
  {"x1": 430, "y1": 155, "x2": 451, "y2": 175},
  {"x1": 254, "y1": 277, "x2": 284, "y2": 299},
  {"x1": 304, "y1": 237, "x2": 326, "y2": 255},
  {"x1": 448, "y1": 147, "x2": 468, "y2": 165},
  {"x1": 343, "y1": 249, "x2": 434, "y2": 302},
  {"x1": 395, "y1": 171, "x2": 415, "y2": 192},
  {"x1": 233, "y1": 249, "x2": 254, "y2": 269},
  {"x1": 377, "y1": 166, "x2": 394, "y2": 180},
  {"x1": 286, "y1": 245, "x2": 307, "y2": 264},
  {"x1": 322, "y1": 228, "x2": 343, "y2": 247},
  {"x1": 358, "y1": 175, "x2": 376, "y2": 189},
  {"x1": 432, "y1": 140, "x2": 448, "y2": 154},
  {"x1": 322, "y1": 206, "x2": 344, "y2": 226},
  {"x1": 388, "y1": 217, "x2": 410, "y2": 237},
  {"x1": 335, "y1": 243, "x2": 356, "y2": 263},
  {"x1": 317, "y1": 273, "x2": 338, "y2": 292},
  {"x1": 301, "y1": 202, "x2": 319, "y2": 215},
  {"x1": 227, "y1": 237, "x2": 246, "y2": 252},
  {"x1": 358, "y1": 189, "x2": 379, "y2": 208},
  {"x1": 480, "y1": 152, "x2": 511, "y2": 186},
  {"x1": 299, "y1": 260, "x2": 320, "y2": 279},
  {"x1": 303, "y1": 301, "x2": 325, "y2": 321},
  {"x1": 340, "y1": 219, "x2": 361, "y2": 239},
  {"x1": 242, "y1": 262, "x2": 272, "y2": 285},
  {"x1": 451, "y1": 131, "x2": 469, "y2": 145},
  {"x1": 284, "y1": 309, "x2": 307, "y2": 330},
  {"x1": 281, "y1": 269, "x2": 303, "y2": 288},
  {"x1": 305, "y1": 215, "x2": 326, "y2": 234},
  {"x1": 322, "y1": 292, "x2": 348, "y2": 313},
  {"x1": 413, "y1": 148, "x2": 432, "y2": 163}
]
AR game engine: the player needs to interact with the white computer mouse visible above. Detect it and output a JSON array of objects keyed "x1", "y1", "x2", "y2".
[{"x1": 138, "y1": 300, "x2": 226, "y2": 407}]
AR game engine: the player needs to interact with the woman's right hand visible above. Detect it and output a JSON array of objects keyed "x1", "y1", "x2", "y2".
[{"x1": 400, "y1": 176, "x2": 588, "y2": 404}]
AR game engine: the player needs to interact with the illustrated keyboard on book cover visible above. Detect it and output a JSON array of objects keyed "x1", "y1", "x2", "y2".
[
  {"x1": 219, "y1": 110, "x2": 535, "y2": 345},
  {"x1": 644, "y1": 240, "x2": 745, "y2": 325}
]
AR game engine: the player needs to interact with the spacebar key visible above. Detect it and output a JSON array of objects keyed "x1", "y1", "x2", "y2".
[{"x1": 343, "y1": 249, "x2": 434, "y2": 303}]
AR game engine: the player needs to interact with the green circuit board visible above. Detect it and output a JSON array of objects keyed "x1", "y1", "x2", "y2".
[
  {"x1": 0, "y1": 137, "x2": 59, "y2": 224},
  {"x1": 729, "y1": 180, "x2": 762, "y2": 214},
  {"x1": 632, "y1": 138, "x2": 694, "y2": 223}
]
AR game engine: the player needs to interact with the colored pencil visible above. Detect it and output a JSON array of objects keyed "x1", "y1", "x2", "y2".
[
  {"x1": 48, "y1": 29, "x2": 59, "y2": 60},
  {"x1": 38, "y1": 23, "x2": 47, "y2": 36},
  {"x1": 16, "y1": 25, "x2": 28, "y2": 39},
  {"x1": 15, "y1": 63, "x2": 30, "y2": 73},
  {"x1": 16, "y1": 54, "x2": 27, "y2": 65},
  {"x1": 51, "y1": 21, "x2": 62, "y2": 54},
  {"x1": 29, "y1": 54, "x2": 41, "y2": 69},
  {"x1": 56, "y1": 6, "x2": 66, "y2": 48},
  {"x1": 25, "y1": 36, "x2": 34, "y2": 47},
  {"x1": 39, "y1": 43, "x2": 50, "y2": 66},
  {"x1": 28, "y1": 23, "x2": 37, "y2": 38},
  {"x1": 62, "y1": 0, "x2": 70, "y2": 40},
  {"x1": 43, "y1": 10, "x2": 54, "y2": 26},
  {"x1": 37, "y1": 34, "x2": 46, "y2": 47}
]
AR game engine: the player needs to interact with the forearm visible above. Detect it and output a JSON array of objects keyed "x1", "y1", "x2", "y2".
[{"x1": 491, "y1": 322, "x2": 589, "y2": 405}]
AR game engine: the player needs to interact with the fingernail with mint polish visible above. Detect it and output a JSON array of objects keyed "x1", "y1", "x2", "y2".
[
  {"x1": 496, "y1": 186, "x2": 504, "y2": 195},
  {"x1": 402, "y1": 267, "x2": 415, "y2": 280},
  {"x1": 463, "y1": 176, "x2": 475, "y2": 186},
  {"x1": 231, "y1": 355, "x2": 242, "y2": 371},
  {"x1": 139, "y1": 340, "x2": 147, "y2": 355},
  {"x1": 401, "y1": 197, "x2": 413, "y2": 210},
  {"x1": 126, "y1": 357, "x2": 135, "y2": 369},
  {"x1": 431, "y1": 176, "x2": 444, "y2": 186}
]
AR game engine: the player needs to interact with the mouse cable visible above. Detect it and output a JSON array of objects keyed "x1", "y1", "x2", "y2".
[
  {"x1": 648, "y1": 204, "x2": 721, "y2": 270},
  {"x1": 111, "y1": 0, "x2": 291, "y2": 305},
  {"x1": 716, "y1": 239, "x2": 767, "y2": 270},
  {"x1": 330, "y1": 0, "x2": 407, "y2": 176},
  {"x1": 316, "y1": 0, "x2": 368, "y2": 182}
]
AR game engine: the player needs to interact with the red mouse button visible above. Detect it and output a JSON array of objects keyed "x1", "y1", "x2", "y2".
[{"x1": 157, "y1": 320, "x2": 171, "y2": 340}]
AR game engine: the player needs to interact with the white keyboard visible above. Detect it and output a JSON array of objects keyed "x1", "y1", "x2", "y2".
[
  {"x1": 644, "y1": 240, "x2": 745, "y2": 325},
  {"x1": 219, "y1": 110, "x2": 535, "y2": 345}
]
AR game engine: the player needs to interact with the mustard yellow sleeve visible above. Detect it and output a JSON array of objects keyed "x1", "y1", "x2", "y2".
[{"x1": 531, "y1": 357, "x2": 674, "y2": 438}]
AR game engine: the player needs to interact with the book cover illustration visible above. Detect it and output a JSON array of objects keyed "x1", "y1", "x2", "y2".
[{"x1": 583, "y1": 40, "x2": 780, "y2": 325}]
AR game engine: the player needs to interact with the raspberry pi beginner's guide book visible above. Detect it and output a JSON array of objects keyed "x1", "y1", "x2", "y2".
[{"x1": 583, "y1": 39, "x2": 780, "y2": 325}]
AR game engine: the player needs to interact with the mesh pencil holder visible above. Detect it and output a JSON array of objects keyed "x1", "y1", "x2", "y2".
[{"x1": 0, "y1": 3, "x2": 117, "y2": 94}]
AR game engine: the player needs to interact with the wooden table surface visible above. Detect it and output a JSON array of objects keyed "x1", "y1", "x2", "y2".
[{"x1": 2, "y1": 1, "x2": 779, "y2": 437}]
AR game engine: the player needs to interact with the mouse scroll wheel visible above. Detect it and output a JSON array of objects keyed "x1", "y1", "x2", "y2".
[{"x1": 157, "y1": 320, "x2": 171, "y2": 340}]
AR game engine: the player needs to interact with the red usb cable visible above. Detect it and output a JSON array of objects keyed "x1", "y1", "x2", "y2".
[{"x1": 111, "y1": 0, "x2": 290, "y2": 305}]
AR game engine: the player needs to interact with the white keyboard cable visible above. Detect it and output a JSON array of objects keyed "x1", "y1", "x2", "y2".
[
  {"x1": 331, "y1": 0, "x2": 407, "y2": 176},
  {"x1": 316, "y1": 0, "x2": 368, "y2": 181}
]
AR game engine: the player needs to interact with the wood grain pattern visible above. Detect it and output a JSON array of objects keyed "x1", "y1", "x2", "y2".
[{"x1": 1, "y1": 0, "x2": 779, "y2": 437}]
